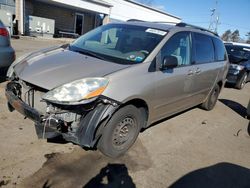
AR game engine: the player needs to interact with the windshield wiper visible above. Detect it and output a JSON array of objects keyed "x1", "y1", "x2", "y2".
[{"x1": 70, "y1": 46, "x2": 107, "y2": 61}]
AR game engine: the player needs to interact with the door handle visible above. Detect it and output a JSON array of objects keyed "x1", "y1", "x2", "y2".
[
  {"x1": 187, "y1": 70, "x2": 194, "y2": 76},
  {"x1": 195, "y1": 68, "x2": 201, "y2": 74}
]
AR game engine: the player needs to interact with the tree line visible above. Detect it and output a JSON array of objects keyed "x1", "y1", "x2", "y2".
[{"x1": 221, "y1": 30, "x2": 250, "y2": 44}]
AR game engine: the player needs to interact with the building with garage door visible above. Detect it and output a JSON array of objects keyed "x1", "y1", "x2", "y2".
[{"x1": 4, "y1": 0, "x2": 181, "y2": 37}]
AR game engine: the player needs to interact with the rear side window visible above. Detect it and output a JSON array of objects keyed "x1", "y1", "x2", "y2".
[
  {"x1": 213, "y1": 38, "x2": 227, "y2": 61},
  {"x1": 193, "y1": 33, "x2": 215, "y2": 64}
]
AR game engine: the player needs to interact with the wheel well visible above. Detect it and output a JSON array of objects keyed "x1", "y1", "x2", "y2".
[
  {"x1": 122, "y1": 99, "x2": 149, "y2": 128},
  {"x1": 93, "y1": 99, "x2": 149, "y2": 148}
]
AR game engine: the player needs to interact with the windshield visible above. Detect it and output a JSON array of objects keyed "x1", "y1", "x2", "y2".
[
  {"x1": 225, "y1": 45, "x2": 250, "y2": 62},
  {"x1": 70, "y1": 24, "x2": 166, "y2": 64}
]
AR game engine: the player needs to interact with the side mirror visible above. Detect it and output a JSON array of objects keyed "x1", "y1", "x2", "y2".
[{"x1": 160, "y1": 56, "x2": 178, "y2": 70}]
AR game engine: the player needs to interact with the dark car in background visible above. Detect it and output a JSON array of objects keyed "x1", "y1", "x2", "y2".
[
  {"x1": 224, "y1": 43, "x2": 250, "y2": 89},
  {"x1": 0, "y1": 19, "x2": 15, "y2": 78}
]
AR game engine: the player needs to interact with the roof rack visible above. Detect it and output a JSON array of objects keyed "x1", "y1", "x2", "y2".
[
  {"x1": 127, "y1": 19, "x2": 145, "y2": 22},
  {"x1": 176, "y1": 22, "x2": 218, "y2": 36},
  {"x1": 126, "y1": 20, "x2": 218, "y2": 36},
  {"x1": 152, "y1": 21, "x2": 179, "y2": 25},
  {"x1": 127, "y1": 20, "x2": 178, "y2": 25}
]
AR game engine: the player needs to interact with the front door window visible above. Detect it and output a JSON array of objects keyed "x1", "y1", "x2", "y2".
[{"x1": 160, "y1": 32, "x2": 191, "y2": 67}]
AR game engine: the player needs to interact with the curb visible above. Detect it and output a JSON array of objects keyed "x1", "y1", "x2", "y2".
[{"x1": 11, "y1": 35, "x2": 75, "y2": 43}]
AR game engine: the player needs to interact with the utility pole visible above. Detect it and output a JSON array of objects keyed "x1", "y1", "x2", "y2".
[{"x1": 208, "y1": 0, "x2": 220, "y2": 33}]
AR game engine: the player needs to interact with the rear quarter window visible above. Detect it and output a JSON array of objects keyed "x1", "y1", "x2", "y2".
[
  {"x1": 213, "y1": 38, "x2": 227, "y2": 61},
  {"x1": 193, "y1": 33, "x2": 215, "y2": 64}
]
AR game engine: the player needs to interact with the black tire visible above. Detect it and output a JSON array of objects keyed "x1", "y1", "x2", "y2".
[
  {"x1": 97, "y1": 105, "x2": 142, "y2": 158},
  {"x1": 201, "y1": 84, "x2": 220, "y2": 111},
  {"x1": 235, "y1": 72, "x2": 247, "y2": 89}
]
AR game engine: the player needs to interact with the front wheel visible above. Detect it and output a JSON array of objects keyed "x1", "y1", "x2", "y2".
[
  {"x1": 201, "y1": 84, "x2": 220, "y2": 111},
  {"x1": 97, "y1": 105, "x2": 143, "y2": 158},
  {"x1": 235, "y1": 72, "x2": 247, "y2": 89}
]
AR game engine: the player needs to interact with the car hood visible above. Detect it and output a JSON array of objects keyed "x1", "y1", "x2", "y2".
[
  {"x1": 14, "y1": 47, "x2": 130, "y2": 90},
  {"x1": 229, "y1": 59, "x2": 250, "y2": 69}
]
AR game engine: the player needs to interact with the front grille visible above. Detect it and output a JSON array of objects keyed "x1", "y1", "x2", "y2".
[
  {"x1": 226, "y1": 75, "x2": 237, "y2": 82},
  {"x1": 228, "y1": 69, "x2": 239, "y2": 75}
]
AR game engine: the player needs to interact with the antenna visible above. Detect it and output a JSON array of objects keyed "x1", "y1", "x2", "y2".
[{"x1": 208, "y1": 0, "x2": 220, "y2": 33}]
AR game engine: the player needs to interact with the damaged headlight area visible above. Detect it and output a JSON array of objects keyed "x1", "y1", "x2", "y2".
[
  {"x1": 6, "y1": 80, "x2": 119, "y2": 147},
  {"x1": 42, "y1": 77, "x2": 109, "y2": 105}
]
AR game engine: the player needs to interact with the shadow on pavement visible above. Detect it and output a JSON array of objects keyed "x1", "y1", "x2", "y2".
[
  {"x1": 141, "y1": 106, "x2": 197, "y2": 133},
  {"x1": 47, "y1": 135, "x2": 69, "y2": 144},
  {"x1": 219, "y1": 99, "x2": 247, "y2": 118},
  {"x1": 0, "y1": 76, "x2": 6, "y2": 84},
  {"x1": 170, "y1": 162, "x2": 250, "y2": 188},
  {"x1": 224, "y1": 83, "x2": 235, "y2": 89},
  {"x1": 20, "y1": 140, "x2": 151, "y2": 188},
  {"x1": 248, "y1": 121, "x2": 250, "y2": 136},
  {"x1": 84, "y1": 163, "x2": 136, "y2": 188}
]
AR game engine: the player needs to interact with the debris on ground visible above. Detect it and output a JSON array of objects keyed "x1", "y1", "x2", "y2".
[
  {"x1": 44, "y1": 153, "x2": 58, "y2": 160},
  {"x1": 0, "y1": 179, "x2": 11, "y2": 187},
  {"x1": 234, "y1": 129, "x2": 242, "y2": 137},
  {"x1": 201, "y1": 120, "x2": 208, "y2": 125}
]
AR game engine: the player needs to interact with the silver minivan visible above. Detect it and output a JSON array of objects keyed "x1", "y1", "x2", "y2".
[{"x1": 6, "y1": 21, "x2": 228, "y2": 157}]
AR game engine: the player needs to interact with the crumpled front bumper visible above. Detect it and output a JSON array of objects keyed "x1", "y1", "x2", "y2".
[
  {"x1": 5, "y1": 81, "x2": 120, "y2": 147},
  {"x1": 5, "y1": 82, "x2": 42, "y2": 122},
  {"x1": 5, "y1": 82, "x2": 60, "y2": 138}
]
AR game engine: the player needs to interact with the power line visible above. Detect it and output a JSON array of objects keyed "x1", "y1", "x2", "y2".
[
  {"x1": 188, "y1": 21, "x2": 250, "y2": 32},
  {"x1": 220, "y1": 23, "x2": 250, "y2": 31},
  {"x1": 208, "y1": 0, "x2": 220, "y2": 33}
]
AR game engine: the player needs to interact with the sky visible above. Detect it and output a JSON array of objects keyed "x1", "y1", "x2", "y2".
[{"x1": 138, "y1": 0, "x2": 250, "y2": 39}]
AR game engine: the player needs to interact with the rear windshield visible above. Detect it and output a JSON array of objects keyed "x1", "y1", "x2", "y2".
[{"x1": 70, "y1": 24, "x2": 166, "y2": 64}]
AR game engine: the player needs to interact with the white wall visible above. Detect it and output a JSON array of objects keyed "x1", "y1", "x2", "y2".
[
  {"x1": 104, "y1": 0, "x2": 181, "y2": 23},
  {"x1": 50, "y1": 0, "x2": 111, "y2": 14}
]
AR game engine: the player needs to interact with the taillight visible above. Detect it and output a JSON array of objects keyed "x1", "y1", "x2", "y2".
[{"x1": 0, "y1": 28, "x2": 9, "y2": 37}]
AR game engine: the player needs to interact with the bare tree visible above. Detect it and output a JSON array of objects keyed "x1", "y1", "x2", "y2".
[
  {"x1": 231, "y1": 29, "x2": 240, "y2": 42},
  {"x1": 221, "y1": 30, "x2": 231, "y2": 41},
  {"x1": 246, "y1": 32, "x2": 250, "y2": 44}
]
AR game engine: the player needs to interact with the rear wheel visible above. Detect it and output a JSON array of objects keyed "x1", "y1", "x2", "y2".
[
  {"x1": 97, "y1": 105, "x2": 143, "y2": 158},
  {"x1": 235, "y1": 72, "x2": 247, "y2": 89},
  {"x1": 201, "y1": 84, "x2": 220, "y2": 111}
]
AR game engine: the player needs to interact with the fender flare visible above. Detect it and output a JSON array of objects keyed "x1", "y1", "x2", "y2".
[{"x1": 70, "y1": 103, "x2": 119, "y2": 148}]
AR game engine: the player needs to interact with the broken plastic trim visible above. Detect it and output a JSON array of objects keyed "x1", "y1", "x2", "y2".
[{"x1": 6, "y1": 81, "x2": 122, "y2": 147}]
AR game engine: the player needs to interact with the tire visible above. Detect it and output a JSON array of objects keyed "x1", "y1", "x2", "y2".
[
  {"x1": 97, "y1": 105, "x2": 143, "y2": 158},
  {"x1": 235, "y1": 72, "x2": 247, "y2": 89},
  {"x1": 201, "y1": 84, "x2": 220, "y2": 111}
]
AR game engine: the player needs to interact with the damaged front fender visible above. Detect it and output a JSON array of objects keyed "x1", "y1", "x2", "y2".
[
  {"x1": 6, "y1": 81, "x2": 121, "y2": 148},
  {"x1": 63, "y1": 102, "x2": 119, "y2": 148}
]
